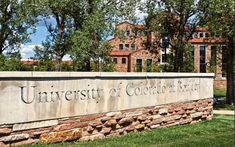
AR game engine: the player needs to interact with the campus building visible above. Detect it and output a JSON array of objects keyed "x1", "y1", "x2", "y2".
[{"x1": 108, "y1": 22, "x2": 226, "y2": 88}]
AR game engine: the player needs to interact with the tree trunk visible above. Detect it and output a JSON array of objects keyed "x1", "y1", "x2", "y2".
[{"x1": 225, "y1": 39, "x2": 235, "y2": 104}]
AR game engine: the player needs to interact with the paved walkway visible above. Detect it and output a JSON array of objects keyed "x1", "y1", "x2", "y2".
[{"x1": 213, "y1": 110, "x2": 234, "y2": 115}]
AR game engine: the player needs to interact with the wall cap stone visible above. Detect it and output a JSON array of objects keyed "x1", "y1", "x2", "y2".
[{"x1": 0, "y1": 72, "x2": 215, "y2": 78}]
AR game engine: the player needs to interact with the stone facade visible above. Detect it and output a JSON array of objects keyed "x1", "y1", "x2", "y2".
[{"x1": 0, "y1": 98, "x2": 213, "y2": 146}]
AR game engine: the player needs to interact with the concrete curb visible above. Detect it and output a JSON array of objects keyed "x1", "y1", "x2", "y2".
[{"x1": 213, "y1": 110, "x2": 234, "y2": 115}]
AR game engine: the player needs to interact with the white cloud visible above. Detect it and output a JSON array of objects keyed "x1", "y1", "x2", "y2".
[{"x1": 20, "y1": 44, "x2": 42, "y2": 59}]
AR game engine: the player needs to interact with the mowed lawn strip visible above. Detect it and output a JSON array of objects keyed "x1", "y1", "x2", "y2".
[{"x1": 27, "y1": 115, "x2": 234, "y2": 147}]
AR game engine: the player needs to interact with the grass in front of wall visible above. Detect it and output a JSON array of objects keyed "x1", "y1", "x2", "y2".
[
  {"x1": 213, "y1": 88, "x2": 234, "y2": 110},
  {"x1": 214, "y1": 88, "x2": 226, "y2": 99},
  {"x1": 27, "y1": 115, "x2": 234, "y2": 147}
]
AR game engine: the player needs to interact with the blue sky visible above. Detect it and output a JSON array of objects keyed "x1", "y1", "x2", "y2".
[{"x1": 20, "y1": 9, "x2": 147, "y2": 60}]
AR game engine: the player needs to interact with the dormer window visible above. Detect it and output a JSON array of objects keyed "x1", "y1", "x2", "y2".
[
  {"x1": 131, "y1": 44, "x2": 135, "y2": 50},
  {"x1": 193, "y1": 33, "x2": 198, "y2": 38},
  {"x1": 126, "y1": 30, "x2": 130, "y2": 37},
  {"x1": 125, "y1": 44, "x2": 129, "y2": 50},
  {"x1": 119, "y1": 44, "x2": 123, "y2": 50},
  {"x1": 199, "y1": 32, "x2": 204, "y2": 38}
]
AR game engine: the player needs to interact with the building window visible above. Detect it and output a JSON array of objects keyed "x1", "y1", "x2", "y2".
[
  {"x1": 200, "y1": 45, "x2": 206, "y2": 73},
  {"x1": 131, "y1": 44, "x2": 135, "y2": 50},
  {"x1": 136, "y1": 59, "x2": 142, "y2": 72},
  {"x1": 146, "y1": 59, "x2": 152, "y2": 72},
  {"x1": 119, "y1": 44, "x2": 123, "y2": 50},
  {"x1": 113, "y1": 58, "x2": 117, "y2": 64},
  {"x1": 125, "y1": 44, "x2": 129, "y2": 50},
  {"x1": 126, "y1": 30, "x2": 130, "y2": 37},
  {"x1": 199, "y1": 32, "x2": 204, "y2": 38},
  {"x1": 222, "y1": 46, "x2": 227, "y2": 77},
  {"x1": 122, "y1": 58, "x2": 126, "y2": 64},
  {"x1": 193, "y1": 33, "x2": 198, "y2": 38},
  {"x1": 162, "y1": 54, "x2": 168, "y2": 63},
  {"x1": 205, "y1": 33, "x2": 209, "y2": 38}
]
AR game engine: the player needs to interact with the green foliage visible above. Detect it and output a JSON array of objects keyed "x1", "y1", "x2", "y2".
[
  {"x1": 0, "y1": 51, "x2": 22, "y2": 71},
  {"x1": 0, "y1": 0, "x2": 36, "y2": 54},
  {"x1": 141, "y1": 0, "x2": 203, "y2": 72}
]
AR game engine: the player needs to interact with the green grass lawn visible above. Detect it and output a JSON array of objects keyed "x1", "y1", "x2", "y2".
[
  {"x1": 213, "y1": 88, "x2": 234, "y2": 110},
  {"x1": 27, "y1": 115, "x2": 234, "y2": 147},
  {"x1": 214, "y1": 88, "x2": 226, "y2": 99}
]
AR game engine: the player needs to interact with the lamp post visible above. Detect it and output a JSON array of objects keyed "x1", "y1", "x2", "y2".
[{"x1": 162, "y1": 35, "x2": 170, "y2": 71}]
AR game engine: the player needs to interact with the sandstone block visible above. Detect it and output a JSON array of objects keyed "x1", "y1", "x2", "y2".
[
  {"x1": 54, "y1": 122, "x2": 88, "y2": 131},
  {"x1": 100, "y1": 117, "x2": 111, "y2": 122},
  {"x1": 0, "y1": 128, "x2": 12, "y2": 135},
  {"x1": 147, "y1": 114, "x2": 162, "y2": 120},
  {"x1": 13, "y1": 120, "x2": 58, "y2": 131},
  {"x1": 135, "y1": 124, "x2": 145, "y2": 130},
  {"x1": 104, "y1": 119, "x2": 117, "y2": 127},
  {"x1": 118, "y1": 117, "x2": 134, "y2": 125},
  {"x1": 150, "y1": 124, "x2": 160, "y2": 129},
  {"x1": 86, "y1": 126, "x2": 94, "y2": 132},
  {"x1": 191, "y1": 112, "x2": 203, "y2": 118},
  {"x1": 124, "y1": 126, "x2": 135, "y2": 132},
  {"x1": 106, "y1": 112, "x2": 122, "y2": 117},
  {"x1": 126, "y1": 111, "x2": 143, "y2": 117},
  {"x1": 40, "y1": 128, "x2": 81, "y2": 144},
  {"x1": 80, "y1": 114, "x2": 104, "y2": 122},
  {"x1": 137, "y1": 115, "x2": 147, "y2": 121},
  {"x1": 10, "y1": 139, "x2": 38, "y2": 146},
  {"x1": 0, "y1": 134, "x2": 29, "y2": 142},
  {"x1": 89, "y1": 121, "x2": 103, "y2": 127},
  {"x1": 0, "y1": 141, "x2": 8, "y2": 147},
  {"x1": 79, "y1": 133, "x2": 105, "y2": 141},
  {"x1": 177, "y1": 110, "x2": 185, "y2": 115},
  {"x1": 159, "y1": 108, "x2": 168, "y2": 115},
  {"x1": 101, "y1": 127, "x2": 111, "y2": 135}
]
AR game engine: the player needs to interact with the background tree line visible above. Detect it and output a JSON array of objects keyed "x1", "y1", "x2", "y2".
[{"x1": 0, "y1": 0, "x2": 234, "y2": 103}]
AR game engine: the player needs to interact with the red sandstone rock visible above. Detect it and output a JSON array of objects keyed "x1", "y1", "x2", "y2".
[
  {"x1": 79, "y1": 133, "x2": 105, "y2": 141},
  {"x1": 135, "y1": 124, "x2": 145, "y2": 130},
  {"x1": 0, "y1": 128, "x2": 12, "y2": 135},
  {"x1": 191, "y1": 112, "x2": 203, "y2": 118},
  {"x1": 118, "y1": 117, "x2": 134, "y2": 125},
  {"x1": 101, "y1": 127, "x2": 112, "y2": 134},
  {"x1": 0, "y1": 134, "x2": 29, "y2": 142},
  {"x1": 104, "y1": 119, "x2": 117, "y2": 127},
  {"x1": 177, "y1": 110, "x2": 185, "y2": 115},
  {"x1": 0, "y1": 141, "x2": 8, "y2": 147},
  {"x1": 54, "y1": 122, "x2": 88, "y2": 131},
  {"x1": 80, "y1": 114, "x2": 104, "y2": 122},
  {"x1": 86, "y1": 126, "x2": 94, "y2": 132},
  {"x1": 159, "y1": 108, "x2": 168, "y2": 115},
  {"x1": 137, "y1": 115, "x2": 147, "y2": 121},
  {"x1": 89, "y1": 121, "x2": 103, "y2": 127},
  {"x1": 40, "y1": 128, "x2": 81, "y2": 144},
  {"x1": 100, "y1": 117, "x2": 111, "y2": 122},
  {"x1": 10, "y1": 139, "x2": 38, "y2": 146}
]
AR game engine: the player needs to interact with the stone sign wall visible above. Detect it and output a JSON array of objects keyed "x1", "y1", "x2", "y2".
[{"x1": 0, "y1": 72, "x2": 214, "y2": 146}]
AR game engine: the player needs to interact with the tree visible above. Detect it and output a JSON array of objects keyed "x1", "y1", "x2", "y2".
[
  {"x1": 69, "y1": 0, "x2": 137, "y2": 71},
  {"x1": 34, "y1": 0, "x2": 136, "y2": 71},
  {"x1": 140, "y1": 0, "x2": 202, "y2": 72},
  {"x1": 201, "y1": 0, "x2": 235, "y2": 104},
  {"x1": 0, "y1": 0, "x2": 35, "y2": 54},
  {"x1": 0, "y1": 51, "x2": 22, "y2": 71}
]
